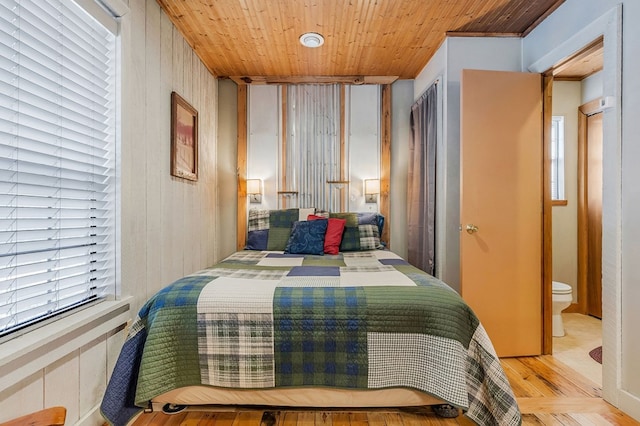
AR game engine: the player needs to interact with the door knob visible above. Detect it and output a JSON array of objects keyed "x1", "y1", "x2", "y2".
[{"x1": 465, "y1": 224, "x2": 479, "y2": 234}]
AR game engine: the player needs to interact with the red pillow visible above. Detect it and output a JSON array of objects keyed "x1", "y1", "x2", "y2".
[{"x1": 308, "y1": 214, "x2": 346, "y2": 255}]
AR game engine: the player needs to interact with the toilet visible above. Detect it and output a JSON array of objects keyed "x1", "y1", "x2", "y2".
[{"x1": 552, "y1": 281, "x2": 573, "y2": 337}]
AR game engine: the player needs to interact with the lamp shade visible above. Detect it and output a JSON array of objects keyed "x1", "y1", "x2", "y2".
[
  {"x1": 364, "y1": 179, "x2": 380, "y2": 195},
  {"x1": 246, "y1": 179, "x2": 261, "y2": 194}
]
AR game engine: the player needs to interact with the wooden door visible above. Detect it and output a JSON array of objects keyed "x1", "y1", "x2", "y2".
[
  {"x1": 460, "y1": 69, "x2": 543, "y2": 357},
  {"x1": 586, "y1": 112, "x2": 603, "y2": 318}
]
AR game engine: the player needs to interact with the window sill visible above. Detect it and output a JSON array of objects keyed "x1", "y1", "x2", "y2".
[
  {"x1": 552, "y1": 200, "x2": 568, "y2": 206},
  {"x1": 0, "y1": 297, "x2": 131, "y2": 390}
]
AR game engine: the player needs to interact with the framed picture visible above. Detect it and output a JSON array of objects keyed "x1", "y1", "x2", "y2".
[{"x1": 171, "y1": 91, "x2": 198, "y2": 181}]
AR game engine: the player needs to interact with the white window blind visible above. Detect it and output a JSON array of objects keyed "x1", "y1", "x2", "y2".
[
  {"x1": 551, "y1": 116, "x2": 565, "y2": 200},
  {"x1": 0, "y1": 0, "x2": 116, "y2": 336}
]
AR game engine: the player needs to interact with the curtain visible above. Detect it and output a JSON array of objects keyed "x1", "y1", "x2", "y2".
[{"x1": 407, "y1": 83, "x2": 437, "y2": 275}]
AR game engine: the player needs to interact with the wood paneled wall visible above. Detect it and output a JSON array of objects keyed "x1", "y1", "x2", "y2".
[{"x1": 121, "y1": 0, "x2": 219, "y2": 308}]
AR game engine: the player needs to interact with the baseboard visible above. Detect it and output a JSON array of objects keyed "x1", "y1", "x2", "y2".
[
  {"x1": 617, "y1": 389, "x2": 640, "y2": 423},
  {"x1": 563, "y1": 303, "x2": 583, "y2": 314}
]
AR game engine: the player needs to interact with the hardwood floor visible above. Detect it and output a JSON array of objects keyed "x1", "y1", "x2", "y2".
[{"x1": 130, "y1": 355, "x2": 638, "y2": 425}]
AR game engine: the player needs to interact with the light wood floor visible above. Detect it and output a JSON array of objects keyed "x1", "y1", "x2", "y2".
[{"x1": 130, "y1": 355, "x2": 638, "y2": 425}]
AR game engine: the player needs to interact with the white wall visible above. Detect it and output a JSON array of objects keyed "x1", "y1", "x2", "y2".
[
  {"x1": 413, "y1": 37, "x2": 522, "y2": 291},
  {"x1": 582, "y1": 71, "x2": 604, "y2": 103},
  {"x1": 523, "y1": 1, "x2": 640, "y2": 419},
  {"x1": 0, "y1": 0, "x2": 220, "y2": 424},
  {"x1": 551, "y1": 81, "x2": 581, "y2": 300}
]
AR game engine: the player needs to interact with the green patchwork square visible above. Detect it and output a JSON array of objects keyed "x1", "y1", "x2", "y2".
[
  {"x1": 267, "y1": 227, "x2": 294, "y2": 250},
  {"x1": 267, "y1": 209, "x2": 299, "y2": 250},
  {"x1": 364, "y1": 286, "x2": 478, "y2": 347},
  {"x1": 329, "y1": 212, "x2": 359, "y2": 227},
  {"x1": 338, "y1": 226, "x2": 360, "y2": 251},
  {"x1": 273, "y1": 287, "x2": 368, "y2": 388}
]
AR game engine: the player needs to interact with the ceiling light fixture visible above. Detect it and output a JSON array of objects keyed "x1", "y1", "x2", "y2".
[{"x1": 299, "y1": 32, "x2": 325, "y2": 48}]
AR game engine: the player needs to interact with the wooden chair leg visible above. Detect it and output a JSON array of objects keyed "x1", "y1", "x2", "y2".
[{"x1": 0, "y1": 406, "x2": 67, "y2": 426}]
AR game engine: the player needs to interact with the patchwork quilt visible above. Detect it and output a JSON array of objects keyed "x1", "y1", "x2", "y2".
[{"x1": 101, "y1": 250, "x2": 521, "y2": 426}]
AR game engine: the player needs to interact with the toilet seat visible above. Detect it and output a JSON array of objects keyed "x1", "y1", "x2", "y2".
[{"x1": 552, "y1": 281, "x2": 572, "y2": 294}]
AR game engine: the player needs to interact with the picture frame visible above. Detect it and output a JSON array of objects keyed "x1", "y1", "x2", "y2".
[{"x1": 171, "y1": 91, "x2": 198, "y2": 181}]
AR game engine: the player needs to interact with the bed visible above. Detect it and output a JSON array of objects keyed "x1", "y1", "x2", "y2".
[{"x1": 100, "y1": 209, "x2": 521, "y2": 425}]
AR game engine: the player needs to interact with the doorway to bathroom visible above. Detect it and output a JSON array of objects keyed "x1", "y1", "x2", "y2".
[{"x1": 548, "y1": 37, "x2": 603, "y2": 385}]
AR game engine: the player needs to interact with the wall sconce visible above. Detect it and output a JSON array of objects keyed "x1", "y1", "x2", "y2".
[
  {"x1": 247, "y1": 179, "x2": 262, "y2": 203},
  {"x1": 364, "y1": 179, "x2": 380, "y2": 203}
]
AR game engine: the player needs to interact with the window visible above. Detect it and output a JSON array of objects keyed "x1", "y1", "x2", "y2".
[
  {"x1": 550, "y1": 116, "x2": 565, "y2": 201},
  {"x1": 0, "y1": 0, "x2": 117, "y2": 337}
]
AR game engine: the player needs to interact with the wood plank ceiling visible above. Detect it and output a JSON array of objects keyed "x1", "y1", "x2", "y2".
[
  {"x1": 156, "y1": 0, "x2": 565, "y2": 81},
  {"x1": 553, "y1": 37, "x2": 603, "y2": 80}
]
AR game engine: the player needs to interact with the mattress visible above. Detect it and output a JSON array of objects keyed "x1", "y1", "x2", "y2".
[{"x1": 152, "y1": 386, "x2": 443, "y2": 408}]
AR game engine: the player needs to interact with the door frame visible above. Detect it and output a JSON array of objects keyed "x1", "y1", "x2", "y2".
[
  {"x1": 540, "y1": 75, "x2": 599, "y2": 355},
  {"x1": 541, "y1": 49, "x2": 604, "y2": 353},
  {"x1": 542, "y1": 74, "x2": 553, "y2": 354},
  {"x1": 577, "y1": 98, "x2": 603, "y2": 315}
]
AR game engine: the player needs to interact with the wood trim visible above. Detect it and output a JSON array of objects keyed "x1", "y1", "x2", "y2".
[
  {"x1": 445, "y1": 31, "x2": 522, "y2": 37},
  {"x1": 576, "y1": 97, "x2": 603, "y2": 314},
  {"x1": 380, "y1": 85, "x2": 391, "y2": 248},
  {"x1": 563, "y1": 302, "x2": 582, "y2": 314},
  {"x1": 577, "y1": 104, "x2": 588, "y2": 314},
  {"x1": 542, "y1": 74, "x2": 553, "y2": 355},
  {"x1": 553, "y1": 76, "x2": 587, "y2": 82},
  {"x1": 281, "y1": 86, "x2": 288, "y2": 208},
  {"x1": 236, "y1": 84, "x2": 248, "y2": 250},
  {"x1": 229, "y1": 75, "x2": 399, "y2": 86},
  {"x1": 552, "y1": 37, "x2": 604, "y2": 78},
  {"x1": 552, "y1": 199, "x2": 568, "y2": 206},
  {"x1": 580, "y1": 98, "x2": 602, "y2": 116}
]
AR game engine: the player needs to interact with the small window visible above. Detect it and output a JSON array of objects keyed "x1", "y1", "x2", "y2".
[{"x1": 551, "y1": 116, "x2": 565, "y2": 201}]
